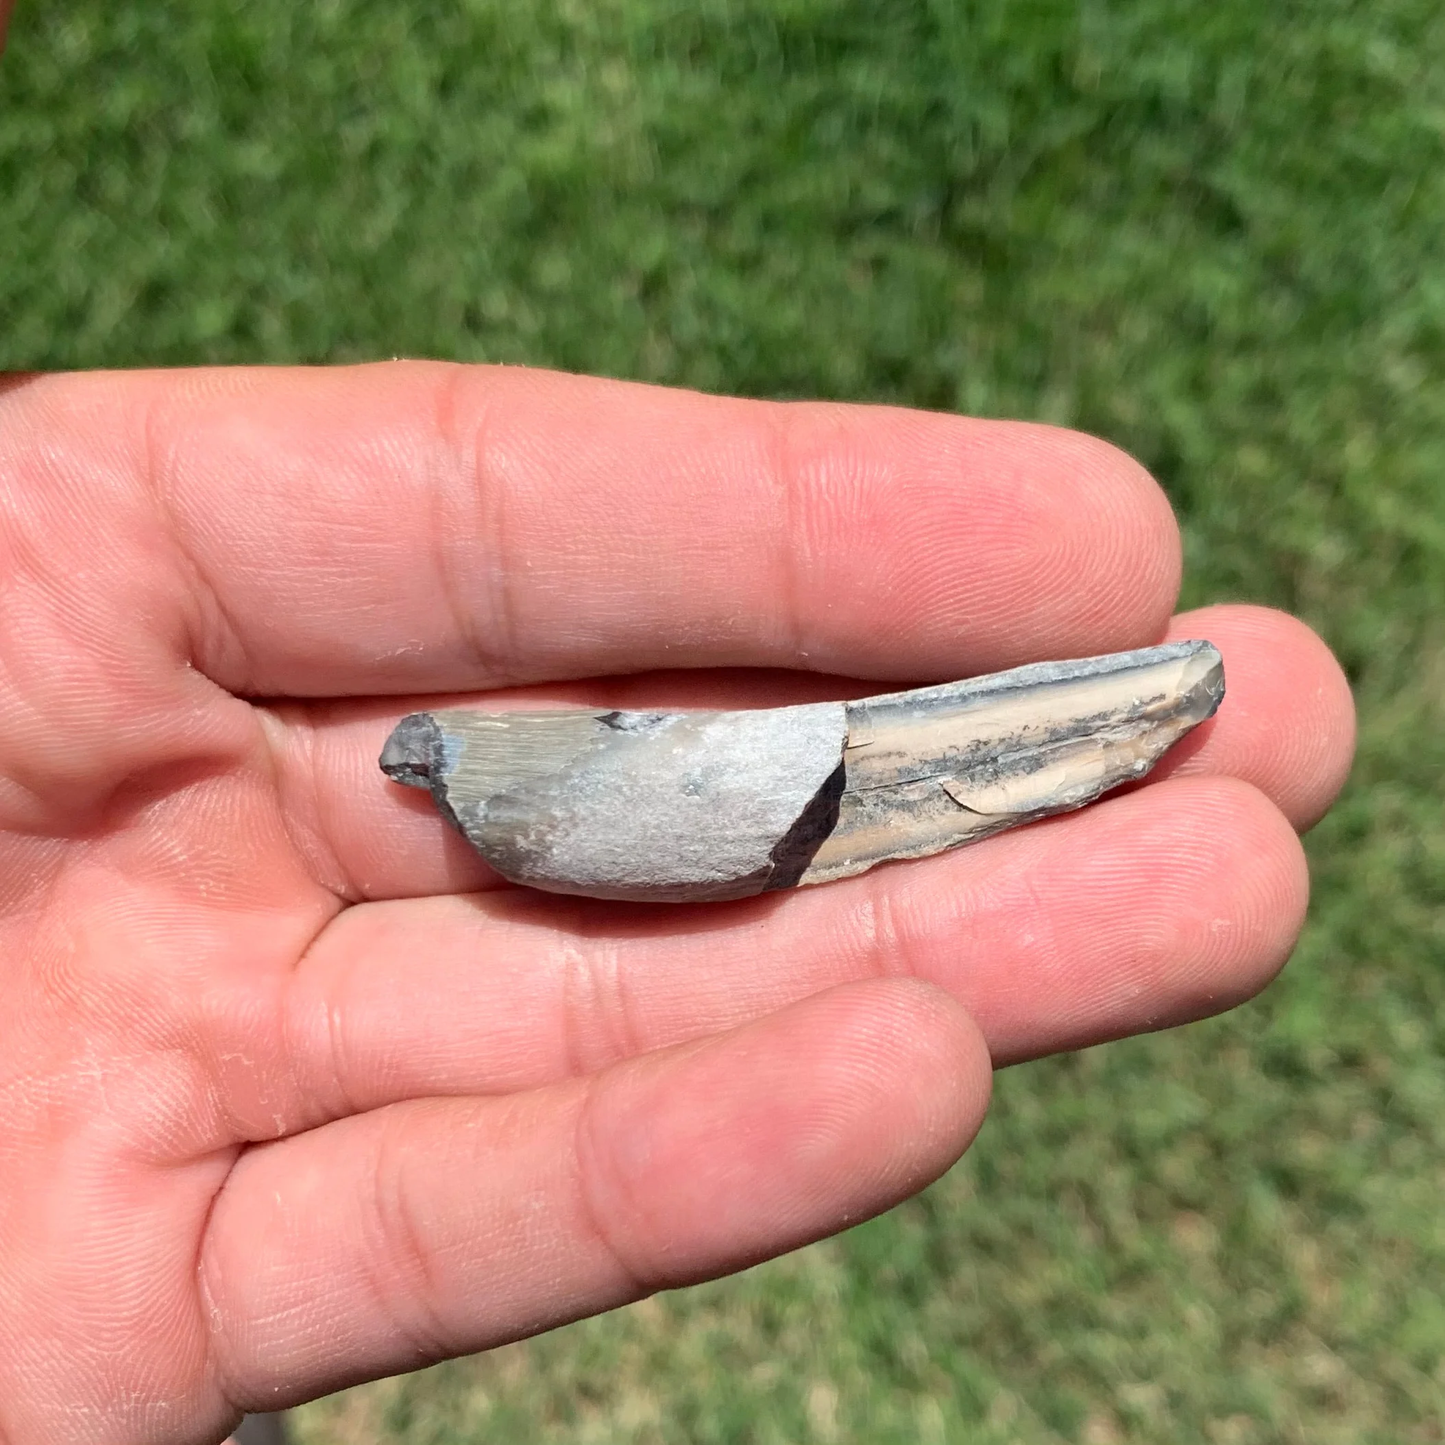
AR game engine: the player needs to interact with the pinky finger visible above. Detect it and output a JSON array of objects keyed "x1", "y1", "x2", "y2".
[{"x1": 202, "y1": 978, "x2": 991, "y2": 1409}]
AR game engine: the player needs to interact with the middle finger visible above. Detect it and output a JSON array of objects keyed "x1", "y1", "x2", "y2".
[{"x1": 277, "y1": 769, "x2": 1306, "y2": 1127}]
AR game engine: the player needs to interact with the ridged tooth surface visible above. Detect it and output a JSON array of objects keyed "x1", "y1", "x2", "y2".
[
  {"x1": 806, "y1": 640, "x2": 1222, "y2": 885},
  {"x1": 379, "y1": 640, "x2": 1224, "y2": 903}
]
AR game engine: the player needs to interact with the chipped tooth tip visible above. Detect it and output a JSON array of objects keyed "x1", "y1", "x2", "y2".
[{"x1": 379, "y1": 712, "x2": 442, "y2": 789}]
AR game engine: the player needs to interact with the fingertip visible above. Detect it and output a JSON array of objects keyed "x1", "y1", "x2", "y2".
[
  {"x1": 1162, "y1": 605, "x2": 1357, "y2": 830},
  {"x1": 809, "y1": 977, "x2": 995, "y2": 1159},
  {"x1": 1062, "y1": 773, "x2": 1310, "y2": 1028},
  {"x1": 745, "y1": 978, "x2": 995, "y2": 1201},
  {"x1": 773, "y1": 407, "x2": 1182, "y2": 677},
  {"x1": 581, "y1": 978, "x2": 992, "y2": 1286},
  {"x1": 1173, "y1": 774, "x2": 1311, "y2": 1010},
  {"x1": 857, "y1": 771, "x2": 1312, "y2": 1063},
  {"x1": 1018, "y1": 424, "x2": 1182, "y2": 651}
]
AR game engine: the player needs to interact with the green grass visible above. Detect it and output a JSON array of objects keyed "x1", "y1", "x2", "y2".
[{"x1": 4, "y1": 1, "x2": 1444, "y2": 1440}]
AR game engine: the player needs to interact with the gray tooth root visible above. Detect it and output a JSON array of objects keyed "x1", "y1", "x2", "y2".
[{"x1": 379, "y1": 640, "x2": 1224, "y2": 904}]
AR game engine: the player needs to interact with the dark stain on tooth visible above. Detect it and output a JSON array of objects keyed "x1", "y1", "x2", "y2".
[{"x1": 764, "y1": 761, "x2": 847, "y2": 892}]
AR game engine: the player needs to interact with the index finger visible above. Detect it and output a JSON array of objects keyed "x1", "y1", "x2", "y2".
[{"x1": 7, "y1": 363, "x2": 1180, "y2": 695}]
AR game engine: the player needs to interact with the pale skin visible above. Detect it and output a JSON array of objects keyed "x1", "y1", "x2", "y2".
[{"x1": 0, "y1": 359, "x2": 1356, "y2": 1445}]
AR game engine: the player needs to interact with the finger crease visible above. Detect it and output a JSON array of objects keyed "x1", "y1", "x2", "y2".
[
  {"x1": 571, "y1": 1084, "x2": 658, "y2": 1303},
  {"x1": 765, "y1": 405, "x2": 811, "y2": 664},
  {"x1": 431, "y1": 366, "x2": 515, "y2": 686},
  {"x1": 138, "y1": 394, "x2": 257, "y2": 693},
  {"x1": 360, "y1": 1121, "x2": 455, "y2": 1362},
  {"x1": 560, "y1": 937, "x2": 639, "y2": 1079},
  {"x1": 253, "y1": 704, "x2": 359, "y2": 904},
  {"x1": 282, "y1": 914, "x2": 371, "y2": 1124},
  {"x1": 864, "y1": 872, "x2": 918, "y2": 981}
]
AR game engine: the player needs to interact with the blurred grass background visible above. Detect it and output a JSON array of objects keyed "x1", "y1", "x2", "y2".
[{"x1": 3, "y1": 0, "x2": 1443, "y2": 1440}]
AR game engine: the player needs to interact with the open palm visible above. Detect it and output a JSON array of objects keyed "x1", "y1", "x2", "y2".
[{"x1": 0, "y1": 365, "x2": 1353, "y2": 1444}]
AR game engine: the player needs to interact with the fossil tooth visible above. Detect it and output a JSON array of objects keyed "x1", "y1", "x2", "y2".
[{"x1": 380, "y1": 639, "x2": 1223, "y2": 903}]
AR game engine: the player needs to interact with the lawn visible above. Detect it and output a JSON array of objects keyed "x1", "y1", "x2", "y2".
[{"x1": 4, "y1": 1, "x2": 1444, "y2": 1440}]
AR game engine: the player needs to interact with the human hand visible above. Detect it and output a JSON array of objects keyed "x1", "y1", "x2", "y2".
[{"x1": 0, "y1": 365, "x2": 1354, "y2": 1443}]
